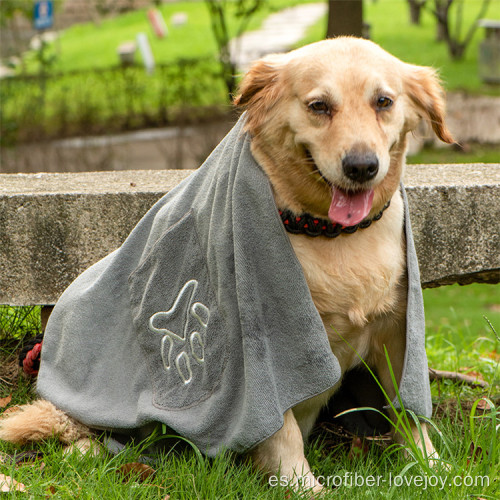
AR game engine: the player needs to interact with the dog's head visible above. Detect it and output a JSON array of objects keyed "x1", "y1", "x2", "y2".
[{"x1": 234, "y1": 38, "x2": 454, "y2": 224}]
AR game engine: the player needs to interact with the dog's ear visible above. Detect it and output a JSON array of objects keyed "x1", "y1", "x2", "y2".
[
  {"x1": 233, "y1": 55, "x2": 286, "y2": 132},
  {"x1": 404, "y1": 65, "x2": 455, "y2": 144}
]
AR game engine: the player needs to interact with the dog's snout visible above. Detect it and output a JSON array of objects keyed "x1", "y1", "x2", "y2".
[{"x1": 342, "y1": 152, "x2": 379, "y2": 184}]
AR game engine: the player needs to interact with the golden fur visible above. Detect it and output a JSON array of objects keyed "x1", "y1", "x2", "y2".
[
  {"x1": 0, "y1": 400, "x2": 88, "y2": 445},
  {"x1": 0, "y1": 38, "x2": 453, "y2": 494}
]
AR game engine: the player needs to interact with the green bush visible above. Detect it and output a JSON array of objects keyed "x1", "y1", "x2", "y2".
[{"x1": 1, "y1": 59, "x2": 228, "y2": 146}]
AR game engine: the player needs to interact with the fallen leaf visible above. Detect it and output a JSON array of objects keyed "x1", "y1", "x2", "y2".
[
  {"x1": 1, "y1": 405, "x2": 21, "y2": 417},
  {"x1": 486, "y1": 349, "x2": 499, "y2": 361},
  {"x1": 0, "y1": 394, "x2": 12, "y2": 409},
  {"x1": 469, "y1": 442, "x2": 483, "y2": 462},
  {"x1": 475, "y1": 399, "x2": 491, "y2": 411},
  {"x1": 0, "y1": 473, "x2": 26, "y2": 492},
  {"x1": 117, "y1": 462, "x2": 156, "y2": 482}
]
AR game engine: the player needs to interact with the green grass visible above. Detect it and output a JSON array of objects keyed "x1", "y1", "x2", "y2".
[
  {"x1": 424, "y1": 284, "x2": 500, "y2": 339},
  {"x1": 300, "y1": 0, "x2": 500, "y2": 95},
  {"x1": 1, "y1": 284, "x2": 499, "y2": 498},
  {"x1": 0, "y1": 418, "x2": 498, "y2": 498},
  {"x1": 424, "y1": 284, "x2": 500, "y2": 390},
  {"x1": 1, "y1": 58, "x2": 230, "y2": 145},
  {"x1": 0, "y1": 391, "x2": 498, "y2": 499},
  {"x1": 407, "y1": 143, "x2": 500, "y2": 164},
  {"x1": 0, "y1": 306, "x2": 40, "y2": 356},
  {"x1": 0, "y1": 393, "x2": 498, "y2": 498},
  {"x1": 27, "y1": 2, "x2": 220, "y2": 73}
]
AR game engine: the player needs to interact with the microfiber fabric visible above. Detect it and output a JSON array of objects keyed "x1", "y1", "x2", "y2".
[{"x1": 36, "y1": 115, "x2": 432, "y2": 456}]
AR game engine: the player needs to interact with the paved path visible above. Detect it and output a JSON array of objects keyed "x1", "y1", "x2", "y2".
[{"x1": 230, "y1": 3, "x2": 327, "y2": 70}]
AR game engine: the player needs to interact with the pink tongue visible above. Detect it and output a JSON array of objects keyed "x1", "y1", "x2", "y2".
[{"x1": 328, "y1": 188, "x2": 374, "y2": 226}]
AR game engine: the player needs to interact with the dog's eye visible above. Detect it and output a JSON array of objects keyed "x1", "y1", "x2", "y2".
[
  {"x1": 308, "y1": 101, "x2": 330, "y2": 115},
  {"x1": 376, "y1": 96, "x2": 393, "y2": 110}
]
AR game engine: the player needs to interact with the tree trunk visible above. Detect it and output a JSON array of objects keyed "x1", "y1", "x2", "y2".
[
  {"x1": 432, "y1": 0, "x2": 490, "y2": 61},
  {"x1": 448, "y1": 40, "x2": 466, "y2": 60},
  {"x1": 408, "y1": 0, "x2": 424, "y2": 25},
  {"x1": 327, "y1": 0, "x2": 363, "y2": 38},
  {"x1": 436, "y1": 20, "x2": 447, "y2": 41},
  {"x1": 434, "y1": 1, "x2": 450, "y2": 42}
]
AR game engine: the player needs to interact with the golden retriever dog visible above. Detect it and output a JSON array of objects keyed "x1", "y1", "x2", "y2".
[
  {"x1": 1, "y1": 38, "x2": 453, "y2": 494},
  {"x1": 232, "y1": 37, "x2": 453, "y2": 492}
]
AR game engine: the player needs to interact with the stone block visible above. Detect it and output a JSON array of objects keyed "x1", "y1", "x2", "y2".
[{"x1": 0, "y1": 165, "x2": 498, "y2": 305}]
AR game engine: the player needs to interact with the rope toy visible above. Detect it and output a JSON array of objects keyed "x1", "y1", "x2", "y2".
[{"x1": 18, "y1": 334, "x2": 44, "y2": 377}]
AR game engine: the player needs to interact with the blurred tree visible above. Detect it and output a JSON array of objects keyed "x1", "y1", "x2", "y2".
[
  {"x1": 1, "y1": 0, "x2": 34, "y2": 60},
  {"x1": 94, "y1": 0, "x2": 138, "y2": 17},
  {"x1": 94, "y1": 0, "x2": 119, "y2": 17},
  {"x1": 407, "y1": 0, "x2": 427, "y2": 25},
  {"x1": 205, "y1": 0, "x2": 265, "y2": 98},
  {"x1": 432, "y1": 0, "x2": 491, "y2": 59},
  {"x1": 1, "y1": 0, "x2": 64, "y2": 27},
  {"x1": 0, "y1": 0, "x2": 61, "y2": 66},
  {"x1": 0, "y1": 0, "x2": 32, "y2": 26}
]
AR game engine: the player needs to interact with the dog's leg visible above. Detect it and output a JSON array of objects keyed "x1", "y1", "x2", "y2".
[
  {"x1": 250, "y1": 408, "x2": 323, "y2": 494},
  {"x1": 372, "y1": 327, "x2": 438, "y2": 465},
  {"x1": 292, "y1": 387, "x2": 337, "y2": 441},
  {"x1": 0, "y1": 400, "x2": 89, "y2": 445},
  {"x1": 63, "y1": 437, "x2": 101, "y2": 456},
  {"x1": 405, "y1": 422, "x2": 437, "y2": 462},
  {"x1": 392, "y1": 411, "x2": 437, "y2": 466}
]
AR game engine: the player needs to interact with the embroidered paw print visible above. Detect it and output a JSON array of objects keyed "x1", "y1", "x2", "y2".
[{"x1": 148, "y1": 280, "x2": 210, "y2": 385}]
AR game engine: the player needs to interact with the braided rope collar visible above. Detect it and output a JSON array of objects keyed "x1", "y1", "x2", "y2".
[{"x1": 278, "y1": 201, "x2": 391, "y2": 238}]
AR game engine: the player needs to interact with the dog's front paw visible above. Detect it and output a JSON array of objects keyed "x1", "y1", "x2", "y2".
[
  {"x1": 270, "y1": 471, "x2": 325, "y2": 498},
  {"x1": 63, "y1": 437, "x2": 101, "y2": 457},
  {"x1": 293, "y1": 471, "x2": 325, "y2": 496},
  {"x1": 396, "y1": 422, "x2": 449, "y2": 470}
]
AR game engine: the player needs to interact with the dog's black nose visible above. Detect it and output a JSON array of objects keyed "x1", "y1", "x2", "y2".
[{"x1": 342, "y1": 152, "x2": 379, "y2": 184}]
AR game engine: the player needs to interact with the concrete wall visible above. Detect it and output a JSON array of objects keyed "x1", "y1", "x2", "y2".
[{"x1": 1, "y1": 164, "x2": 499, "y2": 305}]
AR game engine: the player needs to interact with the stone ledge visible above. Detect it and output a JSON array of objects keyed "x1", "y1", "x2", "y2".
[{"x1": 1, "y1": 164, "x2": 499, "y2": 305}]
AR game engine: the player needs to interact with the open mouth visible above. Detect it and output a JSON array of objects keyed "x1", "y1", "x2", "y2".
[
  {"x1": 328, "y1": 187, "x2": 374, "y2": 226},
  {"x1": 305, "y1": 148, "x2": 374, "y2": 227}
]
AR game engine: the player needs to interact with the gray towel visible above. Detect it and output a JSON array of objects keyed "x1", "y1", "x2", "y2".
[{"x1": 37, "y1": 115, "x2": 431, "y2": 456}]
